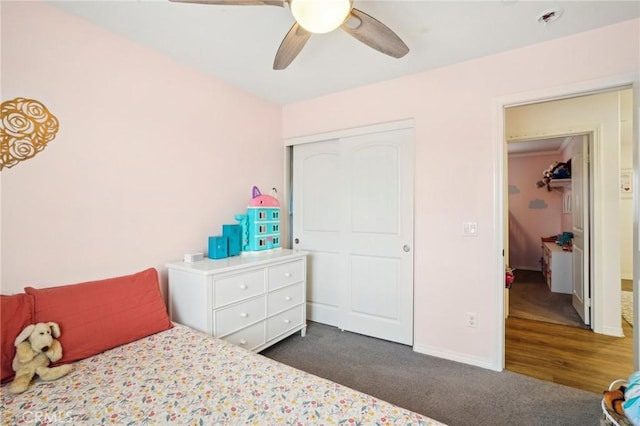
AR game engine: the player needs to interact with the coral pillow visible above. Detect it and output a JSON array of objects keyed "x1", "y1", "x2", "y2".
[
  {"x1": 0, "y1": 293, "x2": 34, "y2": 382},
  {"x1": 25, "y1": 268, "x2": 172, "y2": 364}
]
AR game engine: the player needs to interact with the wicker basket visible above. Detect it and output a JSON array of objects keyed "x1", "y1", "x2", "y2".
[{"x1": 602, "y1": 379, "x2": 633, "y2": 426}]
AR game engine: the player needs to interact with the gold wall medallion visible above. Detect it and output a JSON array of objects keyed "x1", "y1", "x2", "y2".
[{"x1": 0, "y1": 98, "x2": 59, "y2": 170}]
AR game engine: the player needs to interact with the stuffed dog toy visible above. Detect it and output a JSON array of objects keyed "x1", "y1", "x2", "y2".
[{"x1": 9, "y1": 322, "x2": 72, "y2": 394}]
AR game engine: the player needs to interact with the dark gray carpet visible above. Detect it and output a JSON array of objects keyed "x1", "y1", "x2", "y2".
[
  {"x1": 261, "y1": 321, "x2": 603, "y2": 426},
  {"x1": 509, "y1": 269, "x2": 588, "y2": 328}
]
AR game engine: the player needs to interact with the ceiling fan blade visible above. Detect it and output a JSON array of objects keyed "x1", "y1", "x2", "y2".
[
  {"x1": 273, "y1": 22, "x2": 311, "y2": 70},
  {"x1": 341, "y1": 8, "x2": 409, "y2": 59},
  {"x1": 169, "y1": 0, "x2": 285, "y2": 6}
]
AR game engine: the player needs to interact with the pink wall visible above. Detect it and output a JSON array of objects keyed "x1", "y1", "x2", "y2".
[
  {"x1": 508, "y1": 154, "x2": 566, "y2": 271},
  {"x1": 283, "y1": 19, "x2": 639, "y2": 367},
  {"x1": 1, "y1": 2, "x2": 283, "y2": 294}
]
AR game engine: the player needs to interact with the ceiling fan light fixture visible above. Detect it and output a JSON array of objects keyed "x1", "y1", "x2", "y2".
[{"x1": 290, "y1": 0, "x2": 352, "y2": 34}]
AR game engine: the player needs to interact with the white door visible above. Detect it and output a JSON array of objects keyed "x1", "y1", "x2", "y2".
[
  {"x1": 292, "y1": 128, "x2": 414, "y2": 345},
  {"x1": 572, "y1": 135, "x2": 591, "y2": 325},
  {"x1": 292, "y1": 140, "x2": 342, "y2": 326}
]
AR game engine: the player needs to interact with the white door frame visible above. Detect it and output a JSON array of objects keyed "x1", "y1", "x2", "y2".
[{"x1": 493, "y1": 74, "x2": 639, "y2": 371}]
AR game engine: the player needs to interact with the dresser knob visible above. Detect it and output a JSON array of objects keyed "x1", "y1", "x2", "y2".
[
  {"x1": 285, "y1": 296, "x2": 292, "y2": 301},
  {"x1": 239, "y1": 284, "x2": 248, "y2": 290},
  {"x1": 284, "y1": 272, "x2": 292, "y2": 278},
  {"x1": 240, "y1": 312, "x2": 248, "y2": 318},
  {"x1": 283, "y1": 319, "x2": 291, "y2": 324},
  {"x1": 239, "y1": 339, "x2": 247, "y2": 345}
]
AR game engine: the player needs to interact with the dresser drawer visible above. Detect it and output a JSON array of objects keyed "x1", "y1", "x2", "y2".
[
  {"x1": 223, "y1": 322, "x2": 265, "y2": 351},
  {"x1": 268, "y1": 282, "x2": 304, "y2": 315},
  {"x1": 268, "y1": 260, "x2": 304, "y2": 291},
  {"x1": 213, "y1": 269, "x2": 265, "y2": 308},
  {"x1": 214, "y1": 296, "x2": 266, "y2": 336},
  {"x1": 266, "y1": 305, "x2": 304, "y2": 341}
]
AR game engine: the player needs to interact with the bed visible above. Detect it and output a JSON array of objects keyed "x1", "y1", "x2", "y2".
[{"x1": 1, "y1": 268, "x2": 444, "y2": 425}]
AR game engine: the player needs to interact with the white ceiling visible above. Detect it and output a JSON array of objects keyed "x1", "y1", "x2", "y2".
[{"x1": 49, "y1": 0, "x2": 640, "y2": 105}]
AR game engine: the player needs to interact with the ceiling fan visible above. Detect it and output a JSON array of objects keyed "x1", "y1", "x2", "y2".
[{"x1": 169, "y1": 0, "x2": 410, "y2": 70}]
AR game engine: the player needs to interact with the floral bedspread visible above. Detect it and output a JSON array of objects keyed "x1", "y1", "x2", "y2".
[{"x1": 1, "y1": 324, "x2": 444, "y2": 425}]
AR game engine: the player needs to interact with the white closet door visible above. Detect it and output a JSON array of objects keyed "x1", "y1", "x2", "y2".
[
  {"x1": 292, "y1": 128, "x2": 414, "y2": 345},
  {"x1": 572, "y1": 135, "x2": 591, "y2": 325},
  {"x1": 292, "y1": 140, "x2": 342, "y2": 326}
]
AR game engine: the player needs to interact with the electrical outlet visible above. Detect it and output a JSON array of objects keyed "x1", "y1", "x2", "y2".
[{"x1": 467, "y1": 312, "x2": 477, "y2": 328}]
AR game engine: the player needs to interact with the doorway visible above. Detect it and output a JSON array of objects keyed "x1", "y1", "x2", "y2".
[
  {"x1": 506, "y1": 133, "x2": 591, "y2": 329},
  {"x1": 500, "y1": 86, "x2": 635, "y2": 387},
  {"x1": 503, "y1": 88, "x2": 629, "y2": 337}
]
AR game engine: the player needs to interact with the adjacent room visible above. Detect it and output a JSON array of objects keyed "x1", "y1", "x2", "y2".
[
  {"x1": 506, "y1": 89, "x2": 634, "y2": 328},
  {"x1": 2, "y1": 1, "x2": 639, "y2": 425},
  {"x1": 503, "y1": 89, "x2": 635, "y2": 394}
]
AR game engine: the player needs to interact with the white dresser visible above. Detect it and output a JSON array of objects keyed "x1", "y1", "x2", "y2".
[
  {"x1": 166, "y1": 249, "x2": 307, "y2": 352},
  {"x1": 541, "y1": 242, "x2": 573, "y2": 294}
]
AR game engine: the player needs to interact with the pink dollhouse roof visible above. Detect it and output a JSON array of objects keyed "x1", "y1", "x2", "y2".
[{"x1": 248, "y1": 186, "x2": 280, "y2": 207}]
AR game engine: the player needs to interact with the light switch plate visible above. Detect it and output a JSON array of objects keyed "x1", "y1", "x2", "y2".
[{"x1": 463, "y1": 222, "x2": 478, "y2": 237}]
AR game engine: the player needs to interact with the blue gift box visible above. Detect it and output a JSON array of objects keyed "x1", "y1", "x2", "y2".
[
  {"x1": 208, "y1": 236, "x2": 228, "y2": 259},
  {"x1": 222, "y1": 224, "x2": 241, "y2": 256}
]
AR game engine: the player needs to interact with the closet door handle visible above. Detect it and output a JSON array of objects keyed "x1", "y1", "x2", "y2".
[{"x1": 403, "y1": 245, "x2": 411, "y2": 252}]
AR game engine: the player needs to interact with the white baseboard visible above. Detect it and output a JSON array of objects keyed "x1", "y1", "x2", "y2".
[
  {"x1": 412, "y1": 344, "x2": 501, "y2": 372},
  {"x1": 600, "y1": 325, "x2": 625, "y2": 337}
]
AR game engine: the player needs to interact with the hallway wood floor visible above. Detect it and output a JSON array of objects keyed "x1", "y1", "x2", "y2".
[
  {"x1": 505, "y1": 317, "x2": 633, "y2": 393},
  {"x1": 509, "y1": 269, "x2": 587, "y2": 328}
]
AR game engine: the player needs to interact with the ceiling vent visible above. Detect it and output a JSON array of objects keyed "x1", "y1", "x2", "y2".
[{"x1": 537, "y1": 8, "x2": 563, "y2": 25}]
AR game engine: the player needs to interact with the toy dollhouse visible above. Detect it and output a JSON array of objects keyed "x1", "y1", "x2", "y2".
[
  {"x1": 235, "y1": 186, "x2": 281, "y2": 252},
  {"x1": 207, "y1": 186, "x2": 281, "y2": 259}
]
